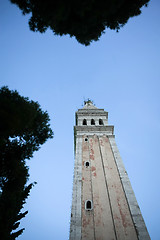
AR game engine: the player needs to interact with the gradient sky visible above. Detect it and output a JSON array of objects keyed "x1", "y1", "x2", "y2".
[{"x1": 1, "y1": 0, "x2": 160, "y2": 239}]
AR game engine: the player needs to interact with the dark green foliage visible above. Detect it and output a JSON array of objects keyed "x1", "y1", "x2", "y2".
[
  {"x1": 0, "y1": 87, "x2": 53, "y2": 239},
  {"x1": 10, "y1": 0, "x2": 150, "y2": 45}
]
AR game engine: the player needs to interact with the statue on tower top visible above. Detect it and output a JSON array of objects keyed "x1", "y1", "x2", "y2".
[
  {"x1": 82, "y1": 99, "x2": 97, "y2": 110},
  {"x1": 84, "y1": 99, "x2": 94, "y2": 106}
]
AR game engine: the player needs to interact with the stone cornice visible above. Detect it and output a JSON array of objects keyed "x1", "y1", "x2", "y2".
[
  {"x1": 75, "y1": 125, "x2": 114, "y2": 134},
  {"x1": 76, "y1": 112, "x2": 108, "y2": 116}
]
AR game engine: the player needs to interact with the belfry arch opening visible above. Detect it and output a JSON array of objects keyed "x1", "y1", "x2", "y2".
[
  {"x1": 99, "y1": 119, "x2": 103, "y2": 125},
  {"x1": 83, "y1": 119, "x2": 87, "y2": 125},
  {"x1": 91, "y1": 119, "x2": 95, "y2": 125}
]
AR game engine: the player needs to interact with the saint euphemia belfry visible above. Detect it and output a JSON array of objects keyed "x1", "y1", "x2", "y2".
[{"x1": 69, "y1": 100, "x2": 150, "y2": 240}]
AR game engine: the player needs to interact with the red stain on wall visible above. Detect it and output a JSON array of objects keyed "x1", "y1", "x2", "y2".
[
  {"x1": 93, "y1": 172, "x2": 97, "y2": 177},
  {"x1": 116, "y1": 197, "x2": 132, "y2": 230},
  {"x1": 91, "y1": 166, "x2": 96, "y2": 172},
  {"x1": 91, "y1": 166, "x2": 97, "y2": 177},
  {"x1": 99, "y1": 139, "x2": 104, "y2": 146},
  {"x1": 90, "y1": 148, "x2": 94, "y2": 160},
  {"x1": 82, "y1": 144, "x2": 88, "y2": 151}
]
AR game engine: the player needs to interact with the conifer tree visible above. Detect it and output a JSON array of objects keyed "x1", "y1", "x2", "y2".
[{"x1": 0, "y1": 87, "x2": 53, "y2": 239}]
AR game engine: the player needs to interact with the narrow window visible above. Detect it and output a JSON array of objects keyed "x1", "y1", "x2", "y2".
[
  {"x1": 83, "y1": 119, "x2": 87, "y2": 125},
  {"x1": 99, "y1": 119, "x2": 103, "y2": 125},
  {"x1": 85, "y1": 200, "x2": 93, "y2": 210},
  {"x1": 85, "y1": 161, "x2": 90, "y2": 167},
  {"x1": 91, "y1": 119, "x2": 95, "y2": 125}
]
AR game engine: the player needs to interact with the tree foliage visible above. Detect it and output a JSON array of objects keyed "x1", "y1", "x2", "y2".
[
  {"x1": 10, "y1": 0, "x2": 150, "y2": 45},
  {"x1": 0, "y1": 87, "x2": 53, "y2": 239}
]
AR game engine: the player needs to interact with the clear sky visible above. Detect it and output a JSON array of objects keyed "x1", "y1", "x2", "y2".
[{"x1": 0, "y1": 0, "x2": 160, "y2": 239}]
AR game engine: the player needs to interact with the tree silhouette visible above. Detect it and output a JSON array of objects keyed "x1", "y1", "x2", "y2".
[
  {"x1": 0, "y1": 87, "x2": 53, "y2": 239},
  {"x1": 10, "y1": 0, "x2": 150, "y2": 45}
]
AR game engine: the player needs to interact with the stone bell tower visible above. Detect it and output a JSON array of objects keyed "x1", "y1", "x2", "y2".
[{"x1": 69, "y1": 100, "x2": 150, "y2": 240}]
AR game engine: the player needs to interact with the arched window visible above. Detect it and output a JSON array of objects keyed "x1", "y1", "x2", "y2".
[
  {"x1": 83, "y1": 119, "x2": 87, "y2": 125},
  {"x1": 91, "y1": 119, "x2": 95, "y2": 125},
  {"x1": 85, "y1": 200, "x2": 93, "y2": 210},
  {"x1": 99, "y1": 119, "x2": 103, "y2": 125},
  {"x1": 85, "y1": 161, "x2": 90, "y2": 167}
]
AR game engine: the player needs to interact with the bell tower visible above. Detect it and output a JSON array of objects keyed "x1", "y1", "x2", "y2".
[{"x1": 70, "y1": 100, "x2": 150, "y2": 240}]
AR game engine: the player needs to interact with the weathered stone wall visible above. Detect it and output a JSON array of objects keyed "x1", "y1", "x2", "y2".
[
  {"x1": 99, "y1": 135, "x2": 138, "y2": 239},
  {"x1": 109, "y1": 136, "x2": 150, "y2": 240},
  {"x1": 69, "y1": 136, "x2": 82, "y2": 240},
  {"x1": 80, "y1": 135, "x2": 139, "y2": 240},
  {"x1": 81, "y1": 136, "x2": 95, "y2": 240}
]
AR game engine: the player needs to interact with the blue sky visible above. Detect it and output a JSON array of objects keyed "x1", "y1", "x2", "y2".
[{"x1": 0, "y1": 0, "x2": 160, "y2": 239}]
